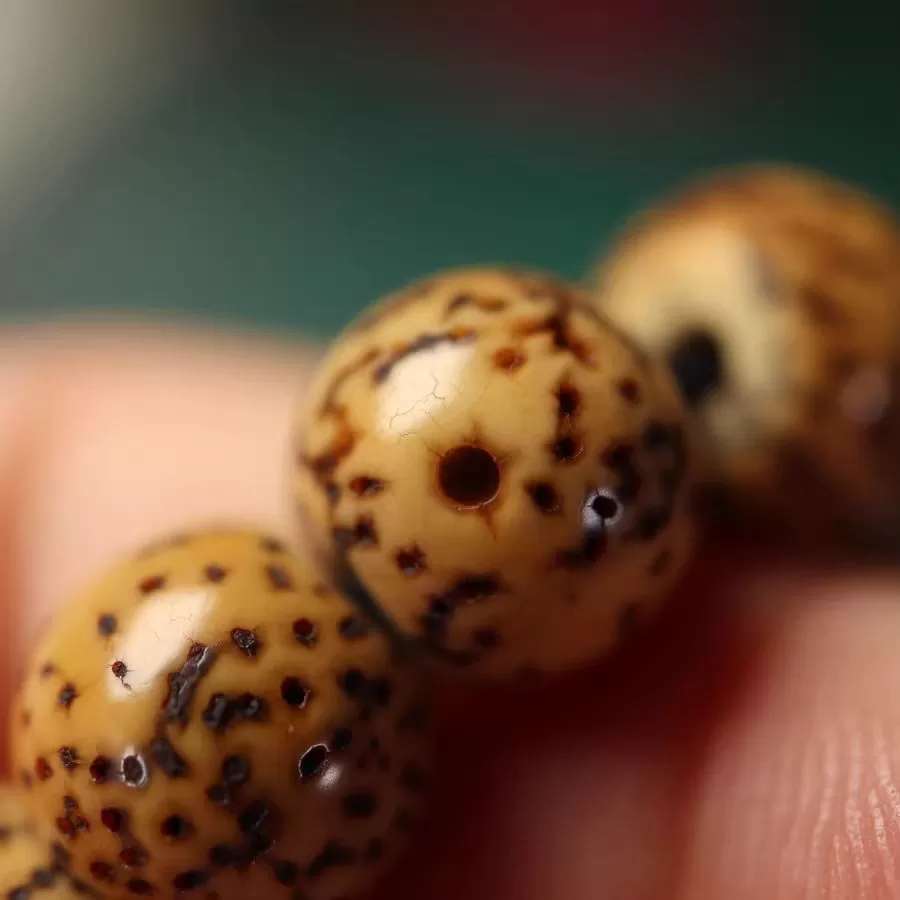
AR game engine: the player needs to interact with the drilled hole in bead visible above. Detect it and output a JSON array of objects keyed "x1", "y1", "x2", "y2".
[{"x1": 438, "y1": 445, "x2": 500, "y2": 508}]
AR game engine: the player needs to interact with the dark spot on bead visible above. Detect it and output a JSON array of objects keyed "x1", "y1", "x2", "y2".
[
  {"x1": 120, "y1": 846, "x2": 148, "y2": 868},
  {"x1": 446, "y1": 292, "x2": 508, "y2": 316},
  {"x1": 221, "y1": 755, "x2": 250, "y2": 785},
  {"x1": 616, "y1": 377, "x2": 642, "y2": 404},
  {"x1": 331, "y1": 727, "x2": 353, "y2": 751},
  {"x1": 292, "y1": 618, "x2": 318, "y2": 647},
  {"x1": 97, "y1": 615, "x2": 117, "y2": 637},
  {"x1": 20, "y1": 710, "x2": 30, "y2": 728},
  {"x1": 59, "y1": 747, "x2": 79, "y2": 770},
  {"x1": 555, "y1": 382, "x2": 581, "y2": 417},
  {"x1": 332, "y1": 516, "x2": 379, "y2": 551},
  {"x1": 205, "y1": 784, "x2": 232, "y2": 808},
  {"x1": 325, "y1": 481, "x2": 341, "y2": 505},
  {"x1": 231, "y1": 628, "x2": 261, "y2": 658},
  {"x1": 473, "y1": 628, "x2": 501, "y2": 649},
  {"x1": 667, "y1": 330, "x2": 724, "y2": 406},
  {"x1": 39, "y1": 662, "x2": 55, "y2": 678},
  {"x1": 339, "y1": 669, "x2": 366, "y2": 698},
  {"x1": 150, "y1": 738, "x2": 189, "y2": 778},
  {"x1": 298, "y1": 744, "x2": 329, "y2": 781},
  {"x1": 550, "y1": 434, "x2": 583, "y2": 463},
  {"x1": 35, "y1": 758, "x2": 53, "y2": 781},
  {"x1": 398, "y1": 704, "x2": 428, "y2": 731},
  {"x1": 401, "y1": 764, "x2": 428, "y2": 792},
  {"x1": 126, "y1": 880, "x2": 154, "y2": 896},
  {"x1": 395, "y1": 545, "x2": 427, "y2": 575},
  {"x1": 525, "y1": 480, "x2": 561, "y2": 513},
  {"x1": 452, "y1": 573, "x2": 503, "y2": 603},
  {"x1": 209, "y1": 844, "x2": 242, "y2": 867},
  {"x1": 493, "y1": 346, "x2": 527, "y2": 372},
  {"x1": 101, "y1": 808, "x2": 125, "y2": 833},
  {"x1": 89, "y1": 756, "x2": 111, "y2": 784},
  {"x1": 801, "y1": 285, "x2": 846, "y2": 325},
  {"x1": 342, "y1": 792, "x2": 377, "y2": 818},
  {"x1": 7, "y1": 888, "x2": 29, "y2": 900},
  {"x1": 338, "y1": 616, "x2": 369, "y2": 640},
  {"x1": 261, "y1": 537, "x2": 286, "y2": 553},
  {"x1": 601, "y1": 442, "x2": 641, "y2": 504},
  {"x1": 51, "y1": 842, "x2": 71, "y2": 867},
  {"x1": 139, "y1": 575, "x2": 166, "y2": 595},
  {"x1": 308, "y1": 842, "x2": 358, "y2": 878},
  {"x1": 31, "y1": 869, "x2": 55, "y2": 888},
  {"x1": 89, "y1": 862, "x2": 115, "y2": 883},
  {"x1": 643, "y1": 421, "x2": 675, "y2": 452},
  {"x1": 281, "y1": 677, "x2": 312, "y2": 710},
  {"x1": 238, "y1": 801, "x2": 270, "y2": 834},
  {"x1": 349, "y1": 476, "x2": 385, "y2": 497},
  {"x1": 161, "y1": 815, "x2": 192, "y2": 841},
  {"x1": 368, "y1": 678, "x2": 392, "y2": 706},
  {"x1": 162, "y1": 644, "x2": 217, "y2": 723},
  {"x1": 438, "y1": 444, "x2": 501, "y2": 508},
  {"x1": 121, "y1": 753, "x2": 149, "y2": 789},
  {"x1": 58, "y1": 683, "x2": 78, "y2": 710},
  {"x1": 112, "y1": 660, "x2": 128, "y2": 680},
  {"x1": 266, "y1": 564, "x2": 293, "y2": 591},
  {"x1": 272, "y1": 860, "x2": 301, "y2": 886},
  {"x1": 649, "y1": 550, "x2": 672, "y2": 576},
  {"x1": 630, "y1": 506, "x2": 671, "y2": 541},
  {"x1": 172, "y1": 871, "x2": 210, "y2": 892},
  {"x1": 205, "y1": 564, "x2": 228, "y2": 583},
  {"x1": 246, "y1": 831, "x2": 274, "y2": 858},
  {"x1": 19, "y1": 770, "x2": 32, "y2": 789}
]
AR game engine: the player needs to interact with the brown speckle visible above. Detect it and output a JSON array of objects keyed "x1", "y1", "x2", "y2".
[
  {"x1": 438, "y1": 444, "x2": 501, "y2": 508},
  {"x1": 139, "y1": 574, "x2": 166, "y2": 595},
  {"x1": 616, "y1": 377, "x2": 642, "y2": 404},
  {"x1": 266, "y1": 564, "x2": 293, "y2": 591},
  {"x1": 349, "y1": 475, "x2": 385, "y2": 497},
  {"x1": 204, "y1": 564, "x2": 228, "y2": 583},
  {"x1": 333, "y1": 515, "x2": 379, "y2": 550},
  {"x1": 492, "y1": 347, "x2": 527, "y2": 372},
  {"x1": 40, "y1": 662, "x2": 56, "y2": 678},
  {"x1": 172, "y1": 871, "x2": 210, "y2": 892},
  {"x1": 525, "y1": 480, "x2": 561, "y2": 513},
  {"x1": 112, "y1": 660, "x2": 128, "y2": 681},
  {"x1": 338, "y1": 616, "x2": 370, "y2": 640},
  {"x1": 58, "y1": 683, "x2": 78, "y2": 710},
  {"x1": 126, "y1": 879, "x2": 154, "y2": 896},
  {"x1": 35, "y1": 757, "x2": 53, "y2": 781},
  {"x1": 100, "y1": 808, "x2": 125, "y2": 833},
  {"x1": 161, "y1": 815, "x2": 193, "y2": 841},
  {"x1": 120, "y1": 846, "x2": 148, "y2": 868},
  {"x1": 395, "y1": 544, "x2": 428, "y2": 575},
  {"x1": 446, "y1": 292, "x2": 508, "y2": 316},
  {"x1": 89, "y1": 861, "x2": 115, "y2": 883},
  {"x1": 261, "y1": 537, "x2": 286, "y2": 553}
]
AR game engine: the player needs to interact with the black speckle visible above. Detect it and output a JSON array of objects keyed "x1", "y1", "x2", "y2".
[
  {"x1": 125, "y1": 880, "x2": 154, "y2": 896},
  {"x1": 205, "y1": 785, "x2": 232, "y2": 808},
  {"x1": 331, "y1": 727, "x2": 353, "y2": 751},
  {"x1": 231, "y1": 628, "x2": 261, "y2": 658},
  {"x1": 58, "y1": 683, "x2": 78, "y2": 710},
  {"x1": 201, "y1": 694, "x2": 233, "y2": 732},
  {"x1": 332, "y1": 516, "x2": 379, "y2": 551},
  {"x1": 395, "y1": 545, "x2": 428, "y2": 575},
  {"x1": 238, "y1": 801, "x2": 270, "y2": 834},
  {"x1": 266, "y1": 564, "x2": 293, "y2": 591},
  {"x1": 342, "y1": 792, "x2": 377, "y2": 818},
  {"x1": 550, "y1": 434, "x2": 583, "y2": 463},
  {"x1": 298, "y1": 744, "x2": 329, "y2": 781},
  {"x1": 555, "y1": 382, "x2": 581, "y2": 417},
  {"x1": 59, "y1": 747, "x2": 79, "y2": 770},
  {"x1": 205, "y1": 564, "x2": 228, "y2": 583},
  {"x1": 121, "y1": 753, "x2": 149, "y2": 789},
  {"x1": 338, "y1": 616, "x2": 370, "y2": 640},
  {"x1": 292, "y1": 618, "x2": 318, "y2": 647},
  {"x1": 172, "y1": 870, "x2": 210, "y2": 892},
  {"x1": 150, "y1": 738, "x2": 189, "y2": 778},
  {"x1": 525, "y1": 481, "x2": 561, "y2": 514},
  {"x1": 272, "y1": 861, "x2": 301, "y2": 886},
  {"x1": 262, "y1": 537, "x2": 286, "y2": 553},
  {"x1": 221, "y1": 755, "x2": 250, "y2": 786},
  {"x1": 281, "y1": 677, "x2": 311, "y2": 709},
  {"x1": 161, "y1": 815, "x2": 193, "y2": 841},
  {"x1": 307, "y1": 842, "x2": 358, "y2": 878},
  {"x1": 39, "y1": 662, "x2": 56, "y2": 678},
  {"x1": 161, "y1": 643, "x2": 217, "y2": 724},
  {"x1": 97, "y1": 615, "x2": 117, "y2": 637},
  {"x1": 338, "y1": 669, "x2": 366, "y2": 698}
]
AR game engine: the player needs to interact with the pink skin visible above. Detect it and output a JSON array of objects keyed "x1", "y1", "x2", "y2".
[{"x1": 1, "y1": 323, "x2": 899, "y2": 900}]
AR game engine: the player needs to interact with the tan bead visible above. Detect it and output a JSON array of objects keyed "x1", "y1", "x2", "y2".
[
  {"x1": 11, "y1": 530, "x2": 434, "y2": 900},
  {"x1": 294, "y1": 267, "x2": 695, "y2": 678},
  {"x1": 593, "y1": 165, "x2": 900, "y2": 547},
  {"x1": 0, "y1": 784, "x2": 83, "y2": 899}
]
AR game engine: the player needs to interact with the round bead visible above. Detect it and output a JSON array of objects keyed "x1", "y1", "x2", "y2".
[
  {"x1": 294, "y1": 267, "x2": 695, "y2": 678},
  {"x1": 593, "y1": 165, "x2": 900, "y2": 547},
  {"x1": 11, "y1": 530, "x2": 434, "y2": 900}
]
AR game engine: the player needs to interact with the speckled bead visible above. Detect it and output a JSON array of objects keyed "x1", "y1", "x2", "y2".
[
  {"x1": 0, "y1": 784, "x2": 85, "y2": 899},
  {"x1": 294, "y1": 267, "x2": 696, "y2": 678},
  {"x1": 11, "y1": 530, "x2": 434, "y2": 900},
  {"x1": 592, "y1": 165, "x2": 900, "y2": 548}
]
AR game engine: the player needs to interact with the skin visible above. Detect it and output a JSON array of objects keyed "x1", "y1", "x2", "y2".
[{"x1": 1, "y1": 322, "x2": 900, "y2": 900}]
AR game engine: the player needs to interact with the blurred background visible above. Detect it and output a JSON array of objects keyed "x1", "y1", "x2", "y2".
[{"x1": 0, "y1": 1, "x2": 897, "y2": 341}]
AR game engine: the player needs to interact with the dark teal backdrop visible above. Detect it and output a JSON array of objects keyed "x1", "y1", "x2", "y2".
[{"x1": 1, "y1": 7, "x2": 897, "y2": 340}]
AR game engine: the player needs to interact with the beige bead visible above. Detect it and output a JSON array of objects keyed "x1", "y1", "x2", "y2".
[
  {"x1": 0, "y1": 784, "x2": 83, "y2": 899},
  {"x1": 593, "y1": 165, "x2": 900, "y2": 547},
  {"x1": 294, "y1": 267, "x2": 695, "y2": 678},
  {"x1": 11, "y1": 530, "x2": 434, "y2": 900}
]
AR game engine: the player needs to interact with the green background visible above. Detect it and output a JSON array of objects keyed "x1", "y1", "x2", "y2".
[{"x1": 2, "y1": 8, "x2": 897, "y2": 341}]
